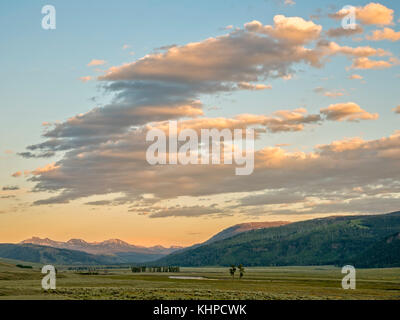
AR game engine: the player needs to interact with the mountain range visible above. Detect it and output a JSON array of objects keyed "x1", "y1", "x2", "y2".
[
  {"x1": 0, "y1": 221, "x2": 288, "y2": 265},
  {"x1": 20, "y1": 237, "x2": 182, "y2": 255},
  {"x1": 1, "y1": 212, "x2": 400, "y2": 267}
]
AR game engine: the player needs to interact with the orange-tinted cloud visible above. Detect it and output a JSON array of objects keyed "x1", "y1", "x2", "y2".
[
  {"x1": 31, "y1": 163, "x2": 60, "y2": 176},
  {"x1": 244, "y1": 15, "x2": 322, "y2": 44},
  {"x1": 331, "y1": 3, "x2": 394, "y2": 26},
  {"x1": 324, "y1": 41, "x2": 389, "y2": 57},
  {"x1": 320, "y1": 102, "x2": 379, "y2": 121},
  {"x1": 237, "y1": 82, "x2": 272, "y2": 90},
  {"x1": 355, "y1": 3, "x2": 394, "y2": 25},
  {"x1": 348, "y1": 74, "x2": 363, "y2": 80},
  {"x1": 314, "y1": 87, "x2": 345, "y2": 98},
  {"x1": 11, "y1": 171, "x2": 22, "y2": 178},
  {"x1": 101, "y1": 16, "x2": 326, "y2": 83},
  {"x1": 367, "y1": 28, "x2": 400, "y2": 41},
  {"x1": 150, "y1": 108, "x2": 321, "y2": 134},
  {"x1": 79, "y1": 76, "x2": 92, "y2": 82},
  {"x1": 350, "y1": 57, "x2": 392, "y2": 69},
  {"x1": 88, "y1": 59, "x2": 106, "y2": 66}
]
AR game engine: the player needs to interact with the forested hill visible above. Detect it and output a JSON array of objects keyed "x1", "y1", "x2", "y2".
[{"x1": 154, "y1": 211, "x2": 400, "y2": 268}]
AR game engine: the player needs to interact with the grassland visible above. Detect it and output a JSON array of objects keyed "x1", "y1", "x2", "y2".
[{"x1": 0, "y1": 259, "x2": 399, "y2": 300}]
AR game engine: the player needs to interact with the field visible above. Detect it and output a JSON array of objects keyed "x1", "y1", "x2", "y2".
[{"x1": 0, "y1": 259, "x2": 399, "y2": 300}]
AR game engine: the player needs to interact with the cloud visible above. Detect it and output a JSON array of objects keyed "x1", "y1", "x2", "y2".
[
  {"x1": 331, "y1": 3, "x2": 394, "y2": 26},
  {"x1": 366, "y1": 28, "x2": 400, "y2": 41},
  {"x1": 79, "y1": 76, "x2": 92, "y2": 82},
  {"x1": 30, "y1": 163, "x2": 60, "y2": 176},
  {"x1": 18, "y1": 151, "x2": 55, "y2": 159},
  {"x1": 320, "y1": 102, "x2": 379, "y2": 122},
  {"x1": 323, "y1": 91, "x2": 345, "y2": 98},
  {"x1": 350, "y1": 57, "x2": 392, "y2": 69},
  {"x1": 237, "y1": 82, "x2": 272, "y2": 90},
  {"x1": 355, "y1": 2, "x2": 394, "y2": 25},
  {"x1": 2, "y1": 186, "x2": 20, "y2": 191},
  {"x1": 136, "y1": 205, "x2": 223, "y2": 218},
  {"x1": 98, "y1": 20, "x2": 389, "y2": 88},
  {"x1": 313, "y1": 40, "x2": 393, "y2": 71},
  {"x1": 348, "y1": 74, "x2": 363, "y2": 80},
  {"x1": 28, "y1": 17, "x2": 353, "y2": 156},
  {"x1": 322, "y1": 41, "x2": 389, "y2": 58},
  {"x1": 314, "y1": 87, "x2": 345, "y2": 98},
  {"x1": 30, "y1": 100, "x2": 203, "y2": 149},
  {"x1": 150, "y1": 108, "x2": 321, "y2": 135},
  {"x1": 393, "y1": 106, "x2": 400, "y2": 114},
  {"x1": 19, "y1": 15, "x2": 400, "y2": 216},
  {"x1": 244, "y1": 15, "x2": 322, "y2": 44},
  {"x1": 85, "y1": 200, "x2": 113, "y2": 206},
  {"x1": 239, "y1": 191, "x2": 305, "y2": 206},
  {"x1": 88, "y1": 59, "x2": 106, "y2": 67},
  {"x1": 101, "y1": 17, "x2": 326, "y2": 84},
  {"x1": 154, "y1": 44, "x2": 178, "y2": 51},
  {"x1": 326, "y1": 25, "x2": 364, "y2": 38},
  {"x1": 27, "y1": 129, "x2": 400, "y2": 220},
  {"x1": 284, "y1": 0, "x2": 295, "y2": 6},
  {"x1": 122, "y1": 44, "x2": 131, "y2": 50},
  {"x1": 11, "y1": 171, "x2": 22, "y2": 178}
]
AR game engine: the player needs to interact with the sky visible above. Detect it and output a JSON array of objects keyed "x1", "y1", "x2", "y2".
[{"x1": 0, "y1": 0, "x2": 399, "y2": 247}]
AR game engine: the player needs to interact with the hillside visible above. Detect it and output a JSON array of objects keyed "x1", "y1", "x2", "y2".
[
  {"x1": 154, "y1": 211, "x2": 400, "y2": 268},
  {"x1": 175, "y1": 221, "x2": 290, "y2": 254},
  {"x1": 0, "y1": 244, "x2": 122, "y2": 265},
  {"x1": 203, "y1": 221, "x2": 290, "y2": 245},
  {"x1": 352, "y1": 232, "x2": 400, "y2": 268}
]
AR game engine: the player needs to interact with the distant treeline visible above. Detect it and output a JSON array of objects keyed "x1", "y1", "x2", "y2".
[
  {"x1": 66, "y1": 266, "x2": 181, "y2": 273},
  {"x1": 68, "y1": 265, "x2": 131, "y2": 271},
  {"x1": 131, "y1": 266, "x2": 180, "y2": 273},
  {"x1": 16, "y1": 264, "x2": 33, "y2": 269}
]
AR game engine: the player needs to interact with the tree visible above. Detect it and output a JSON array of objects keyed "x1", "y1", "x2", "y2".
[
  {"x1": 229, "y1": 265, "x2": 236, "y2": 279},
  {"x1": 238, "y1": 264, "x2": 245, "y2": 279}
]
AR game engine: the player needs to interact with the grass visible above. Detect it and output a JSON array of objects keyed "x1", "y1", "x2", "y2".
[{"x1": 0, "y1": 260, "x2": 399, "y2": 300}]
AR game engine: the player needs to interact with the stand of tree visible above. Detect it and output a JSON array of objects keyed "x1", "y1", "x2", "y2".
[
  {"x1": 229, "y1": 264, "x2": 245, "y2": 279},
  {"x1": 131, "y1": 266, "x2": 180, "y2": 273}
]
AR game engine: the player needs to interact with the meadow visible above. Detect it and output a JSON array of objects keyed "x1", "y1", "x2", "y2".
[{"x1": 0, "y1": 259, "x2": 399, "y2": 300}]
